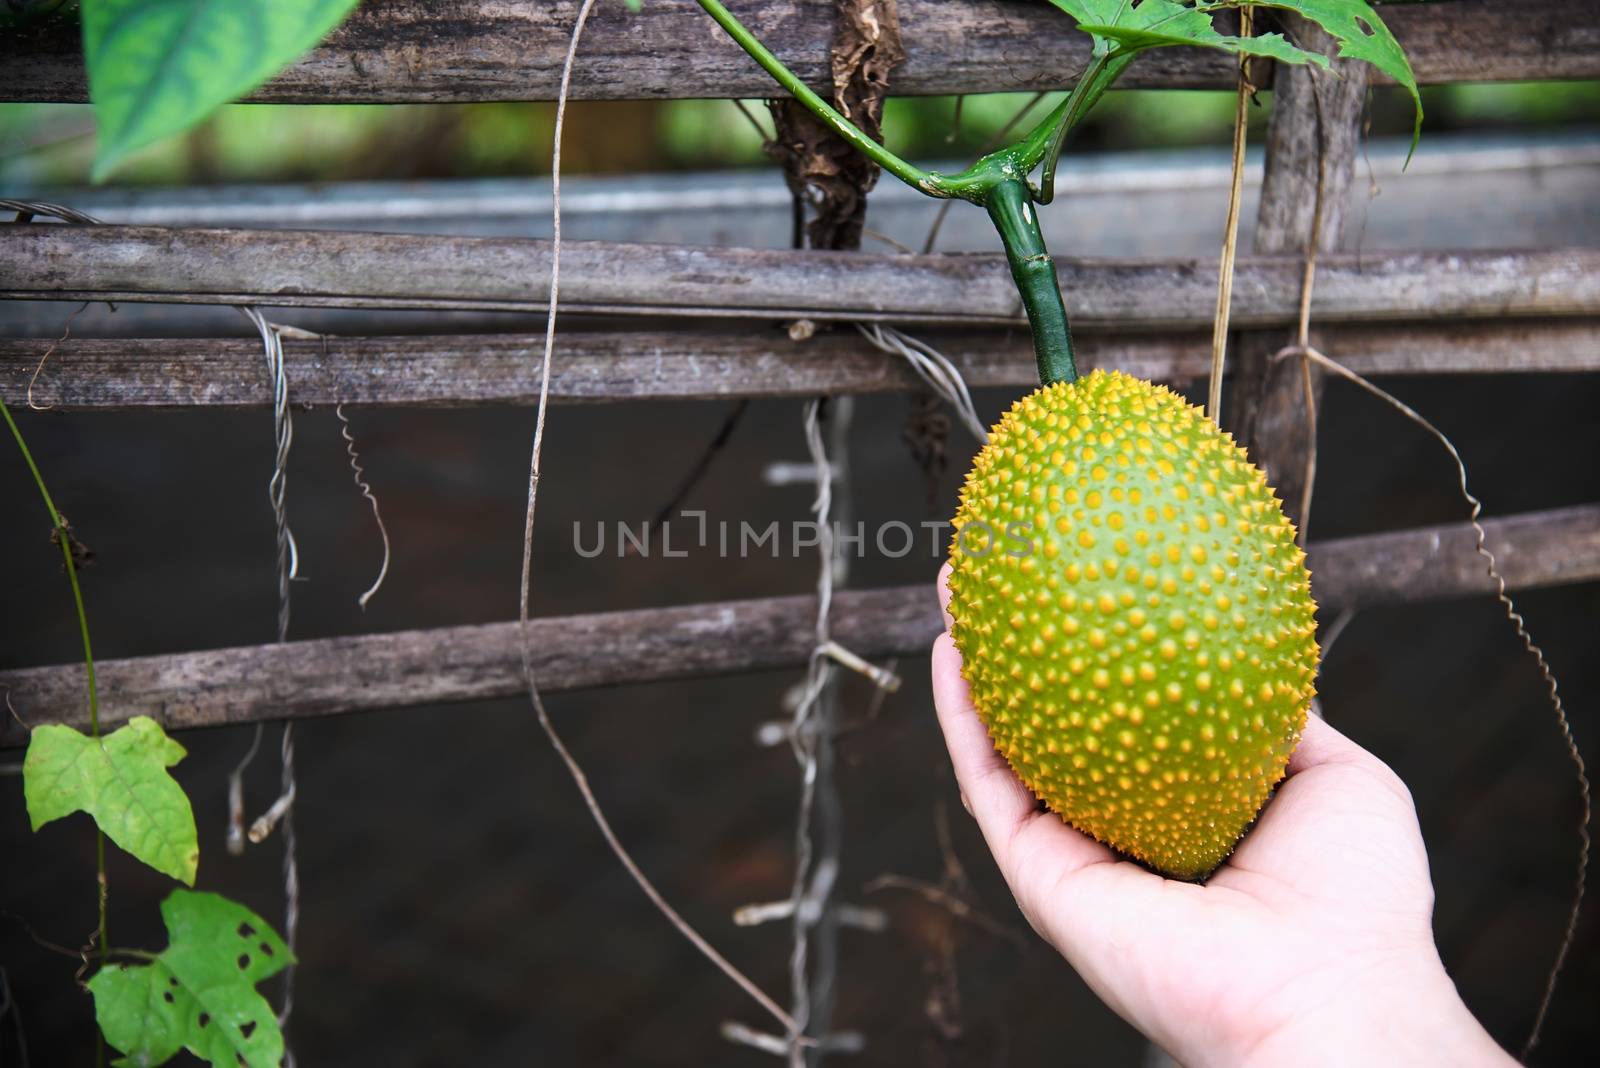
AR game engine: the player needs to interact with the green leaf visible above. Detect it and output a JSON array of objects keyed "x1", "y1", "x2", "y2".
[
  {"x1": 1044, "y1": 2, "x2": 1421, "y2": 160},
  {"x1": 24, "y1": 716, "x2": 199, "y2": 885},
  {"x1": 1046, "y1": 0, "x2": 1330, "y2": 67},
  {"x1": 1237, "y1": 1, "x2": 1422, "y2": 158},
  {"x1": 81, "y1": 0, "x2": 361, "y2": 181},
  {"x1": 88, "y1": 890, "x2": 294, "y2": 1068}
]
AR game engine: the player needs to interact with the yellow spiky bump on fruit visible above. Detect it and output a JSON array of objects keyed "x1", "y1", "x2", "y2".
[{"x1": 947, "y1": 369, "x2": 1319, "y2": 880}]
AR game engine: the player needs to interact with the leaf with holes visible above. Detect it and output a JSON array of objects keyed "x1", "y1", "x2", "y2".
[
  {"x1": 1046, "y1": 1, "x2": 1331, "y2": 67},
  {"x1": 81, "y1": 0, "x2": 360, "y2": 180},
  {"x1": 1045, "y1": 2, "x2": 1420, "y2": 159},
  {"x1": 1238, "y1": 1, "x2": 1421, "y2": 156},
  {"x1": 24, "y1": 716, "x2": 198, "y2": 884},
  {"x1": 88, "y1": 890, "x2": 293, "y2": 1068}
]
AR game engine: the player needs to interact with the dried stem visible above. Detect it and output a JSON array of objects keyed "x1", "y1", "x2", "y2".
[
  {"x1": 862, "y1": 876, "x2": 1026, "y2": 949},
  {"x1": 1289, "y1": 66, "x2": 1331, "y2": 545},
  {"x1": 518, "y1": 0, "x2": 796, "y2": 1037},
  {"x1": 1207, "y1": 8, "x2": 1254, "y2": 425},
  {"x1": 334, "y1": 400, "x2": 392, "y2": 609},
  {"x1": 27, "y1": 301, "x2": 88, "y2": 412},
  {"x1": 646, "y1": 399, "x2": 749, "y2": 530}
]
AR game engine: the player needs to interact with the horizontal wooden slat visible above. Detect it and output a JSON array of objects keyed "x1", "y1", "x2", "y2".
[
  {"x1": 6, "y1": 134, "x2": 1596, "y2": 341},
  {"x1": 0, "y1": 328, "x2": 1042, "y2": 408},
  {"x1": 1305, "y1": 319, "x2": 1600, "y2": 377},
  {"x1": 2, "y1": 0, "x2": 1593, "y2": 104},
  {"x1": 6, "y1": 134, "x2": 1592, "y2": 260},
  {"x1": 4, "y1": 504, "x2": 1594, "y2": 746},
  {"x1": 6, "y1": 226, "x2": 1598, "y2": 328},
  {"x1": 1307, "y1": 504, "x2": 1600, "y2": 610},
  {"x1": 0, "y1": 587, "x2": 942, "y2": 748},
  {"x1": 4, "y1": 318, "x2": 1597, "y2": 410}
]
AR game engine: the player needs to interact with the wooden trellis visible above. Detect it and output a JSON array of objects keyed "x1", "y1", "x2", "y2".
[
  {"x1": 5, "y1": 0, "x2": 1596, "y2": 102},
  {"x1": 3, "y1": 0, "x2": 1599, "y2": 1058},
  {"x1": 1, "y1": 502, "x2": 1595, "y2": 749}
]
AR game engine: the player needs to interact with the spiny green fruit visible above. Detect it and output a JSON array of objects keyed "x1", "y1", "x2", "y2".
[{"x1": 947, "y1": 369, "x2": 1319, "y2": 880}]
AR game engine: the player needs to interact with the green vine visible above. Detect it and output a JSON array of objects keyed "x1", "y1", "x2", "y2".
[
  {"x1": 9, "y1": 360, "x2": 287, "y2": 1068},
  {"x1": 0, "y1": 401, "x2": 100, "y2": 737},
  {"x1": 694, "y1": 0, "x2": 1089, "y2": 383},
  {"x1": 0, "y1": 397, "x2": 110, "y2": 965},
  {"x1": 694, "y1": 0, "x2": 1420, "y2": 387}
]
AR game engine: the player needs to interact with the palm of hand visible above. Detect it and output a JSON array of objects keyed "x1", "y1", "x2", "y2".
[{"x1": 932, "y1": 566, "x2": 1504, "y2": 1067}]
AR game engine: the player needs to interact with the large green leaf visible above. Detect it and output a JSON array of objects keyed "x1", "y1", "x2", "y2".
[
  {"x1": 1050, "y1": 0, "x2": 1330, "y2": 67},
  {"x1": 81, "y1": 0, "x2": 361, "y2": 180},
  {"x1": 88, "y1": 890, "x2": 293, "y2": 1068},
  {"x1": 24, "y1": 716, "x2": 199, "y2": 885},
  {"x1": 1047, "y1": 2, "x2": 1420, "y2": 157},
  {"x1": 1237, "y1": 0, "x2": 1422, "y2": 154}
]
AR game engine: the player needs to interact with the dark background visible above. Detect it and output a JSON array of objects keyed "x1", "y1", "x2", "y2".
[{"x1": 3, "y1": 84, "x2": 1599, "y2": 1066}]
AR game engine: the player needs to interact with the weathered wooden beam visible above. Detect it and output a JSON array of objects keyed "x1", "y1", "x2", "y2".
[
  {"x1": 1306, "y1": 504, "x2": 1600, "y2": 612},
  {"x1": 0, "y1": 328, "x2": 1148, "y2": 410},
  {"x1": 2, "y1": 0, "x2": 1592, "y2": 104},
  {"x1": 6, "y1": 226, "x2": 1598, "y2": 328},
  {"x1": 4, "y1": 319, "x2": 1597, "y2": 411},
  {"x1": 4, "y1": 505, "x2": 1595, "y2": 746},
  {"x1": 0, "y1": 587, "x2": 944, "y2": 748},
  {"x1": 1308, "y1": 319, "x2": 1600, "y2": 378},
  {"x1": 3, "y1": 133, "x2": 1590, "y2": 256}
]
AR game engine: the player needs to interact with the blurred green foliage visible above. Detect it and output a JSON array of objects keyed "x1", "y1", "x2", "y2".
[{"x1": 2, "y1": 81, "x2": 1595, "y2": 187}]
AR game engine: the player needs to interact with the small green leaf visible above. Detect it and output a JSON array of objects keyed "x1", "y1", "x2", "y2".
[
  {"x1": 87, "y1": 965, "x2": 188, "y2": 1067},
  {"x1": 24, "y1": 716, "x2": 199, "y2": 885},
  {"x1": 81, "y1": 0, "x2": 361, "y2": 180},
  {"x1": 1238, "y1": 1, "x2": 1422, "y2": 159},
  {"x1": 89, "y1": 890, "x2": 294, "y2": 1068},
  {"x1": 623, "y1": 0, "x2": 643, "y2": 11}
]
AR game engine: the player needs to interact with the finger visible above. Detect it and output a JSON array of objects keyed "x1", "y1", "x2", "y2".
[
  {"x1": 1286, "y1": 709, "x2": 1383, "y2": 776},
  {"x1": 936, "y1": 561, "x2": 955, "y2": 631},
  {"x1": 931, "y1": 633, "x2": 1110, "y2": 877},
  {"x1": 932, "y1": 632, "x2": 1193, "y2": 990},
  {"x1": 931, "y1": 632, "x2": 1033, "y2": 829}
]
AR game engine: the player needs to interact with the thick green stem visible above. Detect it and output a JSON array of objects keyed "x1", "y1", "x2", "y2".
[{"x1": 985, "y1": 179, "x2": 1077, "y2": 386}]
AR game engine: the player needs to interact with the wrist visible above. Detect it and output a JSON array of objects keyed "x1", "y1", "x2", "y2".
[{"x1": 1224, "y1": 950, "x2": 1512, "y2": 1068}]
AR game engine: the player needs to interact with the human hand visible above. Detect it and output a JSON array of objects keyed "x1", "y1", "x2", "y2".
[{"x1": 931, "y1": 564, "x2": 1512, "y2": 1068}]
